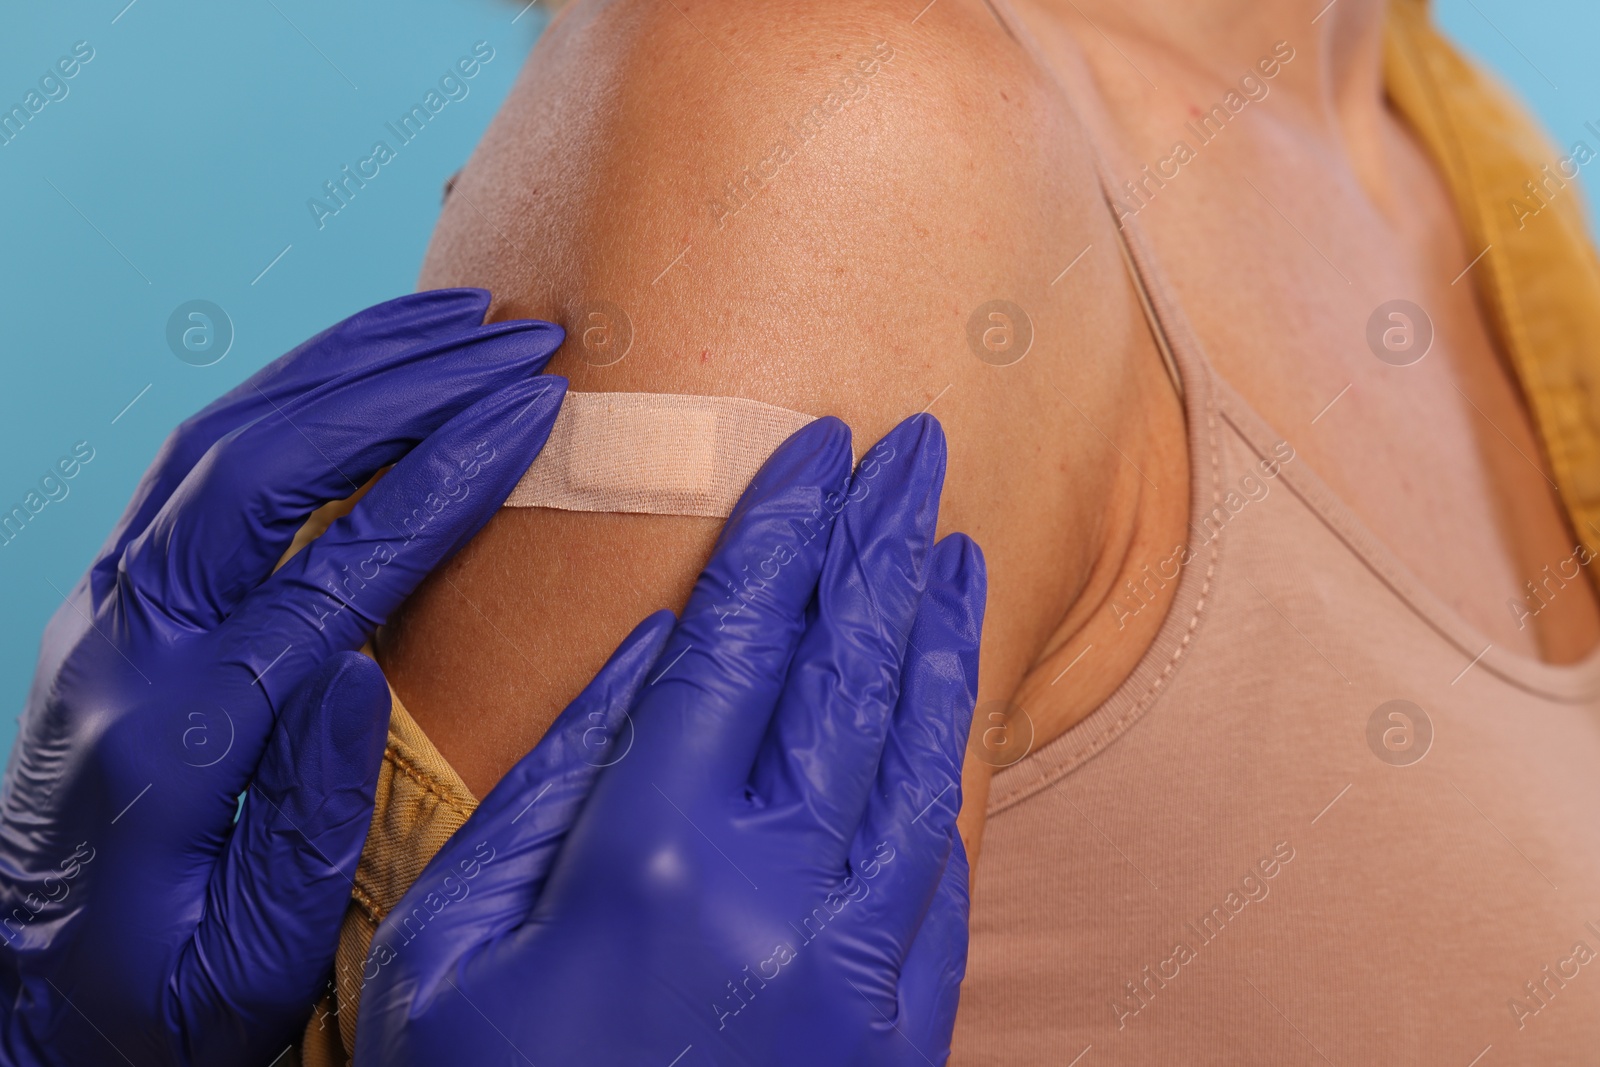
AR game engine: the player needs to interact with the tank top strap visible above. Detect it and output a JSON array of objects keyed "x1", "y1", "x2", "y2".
[
  {"x1": 978, "y1": 0, "x2": 1209, "y2": 405},
  {"x1": 976, "y1": 0, "x2": 1600, "y2": 706}
]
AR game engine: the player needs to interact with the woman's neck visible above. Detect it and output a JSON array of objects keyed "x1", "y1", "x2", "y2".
[{"x1": 1044, "y1": 0, "x2": 1396, "y2": 193}]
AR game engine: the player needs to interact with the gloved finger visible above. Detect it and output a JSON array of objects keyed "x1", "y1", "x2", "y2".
[
  {"x1": 221, "y1": 374, "x2": 568, "y2": 710},
  {"x1": 173, "y1": 650, "x2": 390, "y2": 1062},
  {"x1": 360, "y1": 611, "x2": 674, "y2": 1007},
  {"x1": 86, "y1": 289, "x2": 492, "y2": 604},
  {"x1": 850, "y1": 533, "x2": 983, "y2": 953},
  {"x1": 118, "y1": 316, "x2": 563, "y2": 629},
  {"x1": 895, "y1": 832, "x2": 971, "y2": 1065},
  {"x1": 625, "y1": 416, "x2": 855, "y2": 796},
  {"x1": 749, "y1": 415, "x2": 945, "y2": 846}
]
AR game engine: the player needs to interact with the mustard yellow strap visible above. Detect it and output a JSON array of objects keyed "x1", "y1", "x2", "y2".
[{"x1": 1386, "y1": 0, "x2": 1600, "y2": 566}]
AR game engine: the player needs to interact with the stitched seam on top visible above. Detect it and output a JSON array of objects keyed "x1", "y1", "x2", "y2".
[
  {"x1": 1093, "y1": 384, "x2": 1221, "y2": 751},
  {"x1": 351, "y1": 742, "x2": 475, "y2": 922},
  {"x1": 987, "y1": 371, "x2": 1222, "y2": 816},
  {"x1": 351, "y1": 883, "x2": 384, "y2": 924},
  {"x1": 381, "y1": 743, "x2": 475, "y2": 816}
]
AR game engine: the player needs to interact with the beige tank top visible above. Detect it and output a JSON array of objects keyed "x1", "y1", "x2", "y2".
[{"x1": 952, "y1": 42, "x2": 1600, "y2": 1067}]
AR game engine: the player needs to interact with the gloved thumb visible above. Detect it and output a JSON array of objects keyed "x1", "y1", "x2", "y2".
[{"x1": 173, "y1": 650, "x2": 391, "y2": 1063}]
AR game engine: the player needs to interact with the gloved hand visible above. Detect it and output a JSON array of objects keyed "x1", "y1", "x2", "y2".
[
  {"x1": 0, "y1": 290, "x2": 569, "y2": 1067},
  {"x1": 354, "y1": 413, "x2": 985, "y2": 1067}
]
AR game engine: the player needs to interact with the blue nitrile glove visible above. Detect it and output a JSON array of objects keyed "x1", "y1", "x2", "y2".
[
  {"x1": 0, "y1": 290, "x2": 569, "y2": 1067},
  {"x1": 354, "y1": 413, "x2": 986, "y2": 1067}
]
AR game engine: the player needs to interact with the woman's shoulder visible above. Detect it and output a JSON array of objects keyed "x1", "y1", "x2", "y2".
[
  {"x1": 404, "y1": 0, "x2": 1188, "y2": 826},
  {"x1": 422, "y1": 0, "x2": 1134, "y2": 397}
]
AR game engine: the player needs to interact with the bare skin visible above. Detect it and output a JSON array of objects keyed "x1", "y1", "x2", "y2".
[
  {"x1": 1016, "y1": 0, "x2": 1600, "y2": 662},
  {"x1": 377, "y1": 0, "x2": 1599, "y2": 868}
]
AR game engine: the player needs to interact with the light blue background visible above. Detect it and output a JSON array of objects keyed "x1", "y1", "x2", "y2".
[{"x1": 0, "y1": 0, "x2": 1593, "y2": 756}]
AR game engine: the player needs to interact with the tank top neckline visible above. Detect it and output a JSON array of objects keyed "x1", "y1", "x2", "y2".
[{"x1": 982, "y1": 0, "x2": 1600, "y2": 814}]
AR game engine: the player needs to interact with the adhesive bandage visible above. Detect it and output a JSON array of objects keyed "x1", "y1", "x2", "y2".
[{"x1": 503, "y1": 392, "x2": 824, "y2": 518}]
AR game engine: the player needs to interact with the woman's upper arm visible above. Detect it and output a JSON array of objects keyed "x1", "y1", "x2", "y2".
[{"x1": 384, "y1": 0, "x2": 1160, "y2": 853}]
